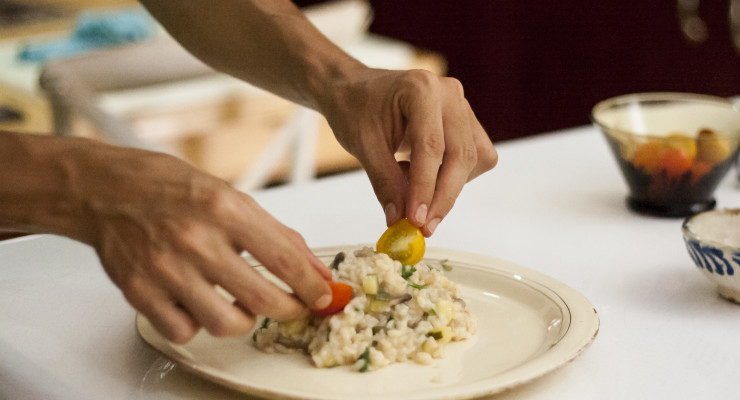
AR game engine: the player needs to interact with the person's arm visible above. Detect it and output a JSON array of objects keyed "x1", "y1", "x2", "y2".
[
  {"x1": 139, "y1": 0, "x2": 498, "y2": 236},
  {"x1": 138, "y1": 0, "x2": 361, "y2": 111},
  {"x1": 0, "y1": 131, "x2": 331, "y2": 343}
]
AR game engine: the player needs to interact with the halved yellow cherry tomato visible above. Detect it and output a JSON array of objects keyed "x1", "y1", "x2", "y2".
[{"x1": 376, "y1": 218, "x2": 425, "y2": 265}]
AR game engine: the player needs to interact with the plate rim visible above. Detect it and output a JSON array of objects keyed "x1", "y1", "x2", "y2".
[{"x1": 136, "y1": 245, "x2": 599, "y2": 399}]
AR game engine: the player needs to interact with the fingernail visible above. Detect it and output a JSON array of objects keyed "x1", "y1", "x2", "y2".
[
  {"x1": 415, "y1": 204, "x2": 428, "y2": 225},
  {"x1": 426, "y1": 218, "x2": 441, "y2": 236},
  {"x1": 384, "y1": 203, "x2": 398, "y2": 225},
  {"x1": 315, "y1": 293, "x2": 332, "y2": 309}
]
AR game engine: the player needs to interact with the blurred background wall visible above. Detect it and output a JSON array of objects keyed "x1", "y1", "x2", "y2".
[
  {"x1": 298, "y1": 0, "x2": 740, "y2": 142},
  {"x1": 3, "y1": 0, "x2": 739, "y2": 160}
]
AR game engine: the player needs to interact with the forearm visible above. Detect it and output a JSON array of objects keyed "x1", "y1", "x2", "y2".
[
  {"x1": 138, "y1": 0, "x2": 365, "y2": 111},
  {"x1": 0, "y1": 132, "x2": 84, "y2": 239},
  {"x1": 0, "y1": 132, "x2": 160, "y2": 244},
  {"x1": 0, "y1": 132, "x2": 335, "y2": 344}
]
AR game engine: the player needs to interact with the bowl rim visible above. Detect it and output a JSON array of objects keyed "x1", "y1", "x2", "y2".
[
  {"x1": 681, "y1": 208, "x2": 740, "y2": 250},
  {"x1": 591, "y1": 92, "x2": 740, "y2": 140}
]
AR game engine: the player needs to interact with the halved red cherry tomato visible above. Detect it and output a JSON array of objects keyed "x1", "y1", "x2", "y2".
[
  {"x1": 312, "y1": 281, "x2": 353, "y2": 316},
  {"x1": 376, "y1": 218, "x2": 425, "y2": 265},
  {"x1": 657, "y1": 147, "x2": 693, "y2": 180}
]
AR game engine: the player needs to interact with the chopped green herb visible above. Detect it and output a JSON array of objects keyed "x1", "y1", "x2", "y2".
[
  {"x1": 358, "y1": 347, "x2": 371, "y2": 372},
  {"x1": 401, "y1": 264, "x2": 416, "y2": 279},
  {"x1": 252, "y1": 317, "x2": 271, "y2": 342},
  {"x1": 406, "y1": 280, "x2": 425, "y2": 290},
  {"x1": 429, "y1": 308, "x2": 438, "y2": 316},
  {"x1": 440, "y1": 259, "x2": 453, "y2": 271},
  {"x1": 375, "y1": 288, "x2": 391, "y2": 301},
  {"x1": 401, "y1": 264, "x2": 425, "y2": 289}
]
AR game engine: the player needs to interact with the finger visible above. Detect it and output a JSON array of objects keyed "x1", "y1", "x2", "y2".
[
  {"x1": 423, "y1": 108, "x2": 478, "y2": 237},
  {"x1": 311, "y1": 252, "x2": 334, "y2": 281},
  {"x1": 404, "y1": 89, "x2": 445, "y2": 227},
  {"x1": 135, "y1": 237, "x2": 259, "y2": 338},
  {"x1": 424, "y1": 155, "x2": 474, "y2": 238},
  {"x1": 146, "y1": 304, "x2": 201, "y2": 344},
  {"x1": 129, "y1": 285, "x2": 201, "y2": 344},
  {"x1": 233, "y1": 192, "x2": 330, "y2": 282},
  {"x1": 233, "y1": 209, "x2": 333, "y2": 311},
  {"x1": 398, "y1": 160, "x2": 410, "y2": 183},
  {"x1": 174, "y1": 266, "x2": 257, "y2": 338},
  {"x1": 467, "y1": 107, "x2": 499, "y2": 180},
  {"x1": 361, "y1": 143, "x2": 408, "y2": 226},
  {"x1": 204, "y1": 250, "x2": 309, "y2": 322}
]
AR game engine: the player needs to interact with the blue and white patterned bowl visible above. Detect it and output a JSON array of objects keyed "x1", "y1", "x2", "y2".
[{"x1": 682, "y1": 209, "x2": 740, "y2": 302}]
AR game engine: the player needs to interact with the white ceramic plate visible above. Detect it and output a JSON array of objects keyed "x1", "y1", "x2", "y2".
[{"x1": 136, "y1": 246, "x2": 599, "y2": 400}]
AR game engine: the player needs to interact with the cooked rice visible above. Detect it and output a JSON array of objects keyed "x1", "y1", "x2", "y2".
[{"x1": 252, "y1": 247, "x2": 477, "y2": 372}]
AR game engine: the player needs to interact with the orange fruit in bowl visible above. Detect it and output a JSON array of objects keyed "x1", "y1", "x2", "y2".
[
  {"x1": 656, "y1": 147, "x2": 693, "y2": 179},
  {"x1": 632, "y1": 141, "x2": 664, "y2": 174}
]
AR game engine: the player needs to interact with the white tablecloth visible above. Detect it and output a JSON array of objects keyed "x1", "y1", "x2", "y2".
[{"x1": 2, "y1": 125, "x2": 739, "y2": 399}]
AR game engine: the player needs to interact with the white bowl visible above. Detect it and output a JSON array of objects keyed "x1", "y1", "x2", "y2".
[{"x1": 682, "y1": 209, "x2": 740, "y2": 302}]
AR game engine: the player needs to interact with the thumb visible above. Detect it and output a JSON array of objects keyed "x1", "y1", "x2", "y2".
[{"x1": 361, "y1": 151, "x2": 407, "y2": 226}]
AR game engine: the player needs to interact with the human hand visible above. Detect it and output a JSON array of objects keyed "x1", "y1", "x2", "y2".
[
  {"x1": 319, "y1": 68, "x2": 498, "y2": 236},
  {"x1": 67, "y1": 144, "x2": 332, "y2": 344}
]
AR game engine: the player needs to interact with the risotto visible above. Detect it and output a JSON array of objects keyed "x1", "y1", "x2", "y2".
[{"x1": 252, "y1": 246, "x2": 477, "y2": 372}]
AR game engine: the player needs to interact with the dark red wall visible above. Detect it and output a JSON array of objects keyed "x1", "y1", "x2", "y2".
[{"x1": 300, "y1": 1, "x2": 740, "y2": 142}]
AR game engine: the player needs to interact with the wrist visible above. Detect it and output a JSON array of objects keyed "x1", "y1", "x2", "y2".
[
  {"x1": 0, "y1": 133, "x2": 91, "y2": 241},
  {"x1": 300, "y1": 44, "x2": 367, "y2": 114}
]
